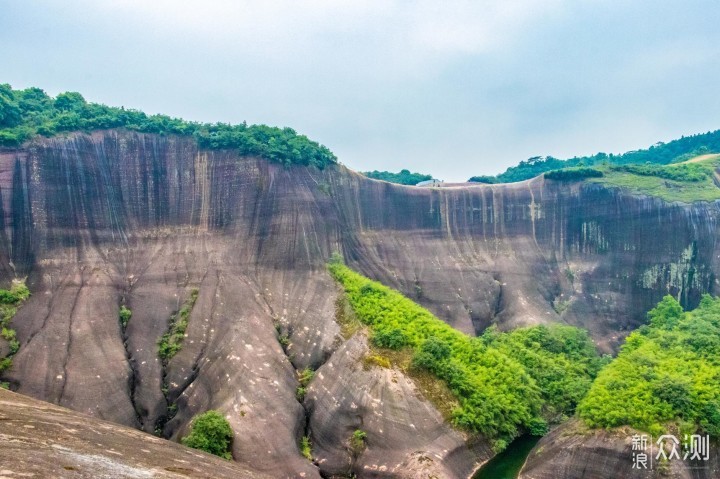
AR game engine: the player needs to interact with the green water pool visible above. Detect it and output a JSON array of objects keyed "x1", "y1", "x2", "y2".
[{"x1": 473, "y1": 435, "x2": 541, "y2": 479}]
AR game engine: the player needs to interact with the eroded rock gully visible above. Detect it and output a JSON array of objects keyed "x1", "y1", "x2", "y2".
[{"x1": 0, "y1": 130, "x2": 718, "y2": 477}]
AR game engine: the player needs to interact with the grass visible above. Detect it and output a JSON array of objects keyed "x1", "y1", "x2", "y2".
[
  {"x1": 588, "y1": 155, "x2": 720, "y2": 203},
  {"x1": 158, "y1": 289, "x2": 199, "y2": 362}
]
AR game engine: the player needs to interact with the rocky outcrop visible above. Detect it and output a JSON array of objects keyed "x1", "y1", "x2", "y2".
[
  {"x1": 0, "y1": 387, "x2": 271, "y2": 479},
  {"x1": 305, "y1": 334, "x2": 491, "y2": 478},
  {"x1": 0, "y1": 130, "x2": 718, "y2": 477},
  {"x1": 519, "y1": 420, "x2": 720, "y2": 479}
]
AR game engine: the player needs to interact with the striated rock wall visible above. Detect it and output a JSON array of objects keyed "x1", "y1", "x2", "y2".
[{"x1": 0, "y1": 130, "x2": 718, "y2": 477}]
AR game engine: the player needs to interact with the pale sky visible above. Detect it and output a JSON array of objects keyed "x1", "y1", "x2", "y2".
[{"x1": 2, "y1": 1, "x2": 719, "y2": 181}]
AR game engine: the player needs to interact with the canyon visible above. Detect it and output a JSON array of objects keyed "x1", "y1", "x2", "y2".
[{"x1": 0, "y1": 130, "x2": 719, "y2": 478}]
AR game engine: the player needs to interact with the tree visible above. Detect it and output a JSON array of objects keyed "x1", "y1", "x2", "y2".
[{"x1": 181, "y1": 410, "x2": 234, "y2": 460}]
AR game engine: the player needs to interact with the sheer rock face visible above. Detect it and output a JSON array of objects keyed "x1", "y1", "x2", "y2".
[
  {"x1": 0, "y1": 387, "x2": 272, "y2": 479},
  {"x1": 519, "y1": 420, "x2": 720, "y2": 479},
  {"x1": 0, "y1": 130, "x2": 718, "y2": 477}
]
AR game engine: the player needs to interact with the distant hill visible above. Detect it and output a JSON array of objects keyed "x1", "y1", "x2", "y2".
[
  {"x1": 362, "y1": 169, "x2": 433, "y2": 185},
  {"x1": 469, "y1": 129, "x2": 720, "y2": 184}
]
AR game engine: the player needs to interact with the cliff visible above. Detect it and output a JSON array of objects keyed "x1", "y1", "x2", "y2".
[{"x1": 0, "y1": 130, "x2": 719, "y2": 477}]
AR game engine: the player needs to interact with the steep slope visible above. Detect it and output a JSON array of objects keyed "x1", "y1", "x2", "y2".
[
  {"x1": 0, "y1": 387, "x2": 271, "y2": 479},
  {"x1": 0, "y1": 130, "x2": 719, "y2": 476}
]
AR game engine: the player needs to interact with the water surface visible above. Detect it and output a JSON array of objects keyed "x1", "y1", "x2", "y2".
[{"x1": 473, "y1": 435, "x2": 541, "y2": 479}]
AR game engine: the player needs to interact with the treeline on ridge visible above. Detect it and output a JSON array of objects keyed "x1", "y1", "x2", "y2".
[
  {"x1": 469, "y1": 129, "x2": 720, "y2": 184},
  {"x1": 0, "y1": 84, "x2": 337, "y2": 168},
  {"x1": 362, "y1": 169, "x2": 433, "y2": 185}
]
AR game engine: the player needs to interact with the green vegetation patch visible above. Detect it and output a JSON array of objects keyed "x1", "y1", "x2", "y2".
[
  {"x1": 588, "y1": 156, "x2": 720, "y2": 203},
  {"x1": 579, "y1": 295, "x2": 720, "y2": 437},
  {"x1": 0, "y1": 84, "x2": 336, "y2": 169},
  {"x1": 181, "y1": 410, "x2": 234, "y2": 460},
  {"x1": 350, "y1": 429, "x2": 367, "y2": 454},
  {"x1": 158, "y1": 289, "x2": 199, "y2": 362},
  {"x1": 363, "y1": 169, "x2": 433, "y2": 185},
  {"x1": 328, "y1": 261, "x2": 606, "y2": 449},
  {"x1": 300, "y1": 436, "x2": 313, "y2": 460},
  {"x1": 0, "y1": 280, "x2": 30, "y2": 374}
]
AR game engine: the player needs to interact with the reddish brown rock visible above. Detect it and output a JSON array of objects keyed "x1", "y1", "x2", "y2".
[
  {"x1": 0, "y1": 130, "x2": 718, "y2": 477},
  {"x1": 0, "y1": 387, "x2": 271, "y2": 479}
]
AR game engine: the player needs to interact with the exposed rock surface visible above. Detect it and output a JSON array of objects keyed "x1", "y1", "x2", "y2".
[
  {"x1": 0, "y1": 130, "x2": 718, "y2": 477},
  {"x1": 0, "y1": 387, "x2": 271, "y2": 479},
  {"x1": 519, "y1": 420, "x2": 720, "y2": 479},
  {"x1": 306, "y1": 333, "x2": 491, "y2": 478}
]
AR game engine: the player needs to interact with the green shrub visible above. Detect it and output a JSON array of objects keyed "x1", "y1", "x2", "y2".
[
  {"x1": 362, "y1": 169, "x2": 432, "y2": 185},
  {"x1": 0, "y1": 280, "x2": 30, "y2": 376},
  {"x1": 298, "y1": 367, "x2": 314, "y2": 387},
  {"x1": 371, "y1": 328, "x2": 408, "y2": 350},
  {"x1": 544, "y1": 167, "x2": 603, "y2": 181},
  {"x1": 181, "y1": 410, "x2": 234, "y2": 460},
  {"x1": 350, "y1": 429, "x2": 367, "y2": 453},
  {"x1": 119, "y1": 305, "x2": 132, "y2": 329},
  {"x1": 467, "y1": 175, "x2": 497, "y2": 184},
  {"x1": 0, "y1": 357, "x2": 12, "y2": 372}
]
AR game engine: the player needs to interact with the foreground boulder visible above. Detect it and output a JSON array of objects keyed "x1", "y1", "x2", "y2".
[{"x1": 0, "y1": 387, "x2": 271, "y2": 479}]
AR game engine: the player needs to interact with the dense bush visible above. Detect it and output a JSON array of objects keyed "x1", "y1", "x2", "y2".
[
  {"x1": 0, "y1": 84, "x2": 337, "y2": 169},
  {"x1": 467, "y1": 175, "x2": 498, "y2": 184},
  {"x1": 363, "y1": 169, "x2": 433, "y2": 185},
  {"x1": 181, "y1": 410, "x2": 234, "y2": 459},
  {"x1": 579, "y1": 295, "x2": 720, "y2": 437},
  {"x1": 544, "y1": 167, "x2": 604, "y2": 181},
  {"x1": 329, "y1": 262, "x2": 605, "y2": 447}
]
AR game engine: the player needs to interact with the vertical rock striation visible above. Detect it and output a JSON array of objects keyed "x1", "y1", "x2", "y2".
[{"x1": 0, "y1": 130, "x2": 718, "y2": 477}]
